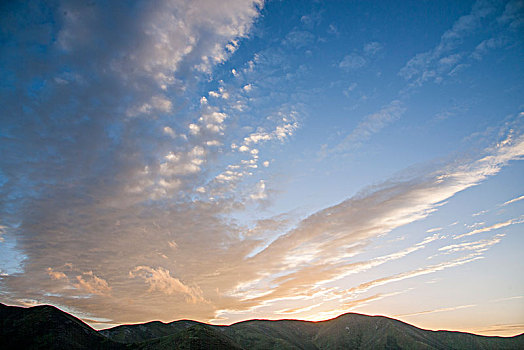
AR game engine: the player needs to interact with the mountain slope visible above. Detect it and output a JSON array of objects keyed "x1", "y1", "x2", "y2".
[
  {"x1": 0, "y1": 303, "x2": 123, "y2": 350},
  {"x1": 100, "y1": 319, "x2": 202, "y2": 344},
  {"x1": 133, "y1": 324, "x2": 244, "y2": 350},
  {"x1": 219, "y1": 319, "x2": 319, "y2": 349}
]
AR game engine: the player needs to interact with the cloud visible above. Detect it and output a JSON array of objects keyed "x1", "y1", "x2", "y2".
[
  {"x1": 330, "y1": 100, "x2": 405, "y2": 154},
  {"x1": 454, "y1": 217, "x2": 524, "y2": 239},
  {"x1": 363, "y1": 41, "x2": 383, "y2": 56},
  {"x1": 343, "y1": 83, "x2": 357, "y2": 97},
  {"x1": 501, "y1": 194, "x2": 524, "y2": 206},
  {"x1": 130, "y1": 266, "x2": 203, "y2": 303},
  {"x1": 395, "y1": 303, "x2": 477, "y2": 318},
  {"x1": 201, "y1": 109, "x2": 298, "y2": 199},
  {"x1": 243, "y1": 113, "x2": 299, "y2": 145},
  {"x1": 74, "y1": 272, "x2": 111, "y2": 296},
  {"x1": 339, "y1": 41, "x2": 382, "y2": 72},
  {"x1": 471, "y1": 37, "x2": 507, "y2": 60},
  {"x1": 283, "y1": 30, "x2": 315, "y2": 49},
  {"x1": 214, "y1": 130, "x2": 520, "y2": 313},
  {"x1": 339, "y1": 53, "x2": 366, "y2": 70},
  {"x1": 47, "y1": 268, "x2": 67, "y2": 281},
  {"x1": 211, "y1": 132, "x2": 524, "y2": 319},
  {"x1": 438, "y1": 234, "x2": 504, "y2": 255},
  {"x1": 0, "y1": 0, "x2": 265, "y2": 323},
  {"x1": 344, "y1": 254, "x2": 484, "y2": 297},
  {"x1": 497, "y1": 0, "x2": 524, "y2": 29},
  {"x1": 473, "y1": 324, "x2": 524, "y2": 336},
  {"x1": 0, "y1": 224, "x2": 6, "y2": 243},
  {"x1": 399, "y1": 0, "x2": 495, "y2": 86},
  {"x1": 250, "y1": 180, "x2": 267, "y2": 200}
]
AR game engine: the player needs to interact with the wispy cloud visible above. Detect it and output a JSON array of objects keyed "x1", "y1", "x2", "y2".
[
  {"x1": 473, "y1": 323, "x2": 524, "y2": 336},
  {"x1": 501, "y1": 194, "x2": 524, "y2": 206},
  {"x1": 213, "y1": 133, "x2": 524, "y2": 318},
  {"x1": 454, "y1": 216, "x2": 524, "y2": 239},
  {"x1": 395, "y1": 303, "x2": 477, "y2": 318},
  {"x1": 439, "y1": 234, "x2": 504, "y2": 254},
  {"x1": 343, "y1": 254, "x2": 484, "y2": 297},
  {"x1": 329, "y1": 100, "x2": 405, "y2": 154},
  {"x1": 399, "y1": 0, "x2": 495, "y2": 87}
]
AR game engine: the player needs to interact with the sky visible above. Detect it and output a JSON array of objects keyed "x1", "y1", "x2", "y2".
[{"x1": 0, "y1": 0, "x2": 523, "y2": 337}]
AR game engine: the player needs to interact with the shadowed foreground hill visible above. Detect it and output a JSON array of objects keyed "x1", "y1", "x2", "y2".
[
  {"x1": 0, "y1": 303, "x2": 122, "y2": 349},
  {"x1": 100, "y1": 319, "x2": 203, "y2": 344},
  {"x1": 1, "y1": 303, "x2": 523, "y2": 349}
]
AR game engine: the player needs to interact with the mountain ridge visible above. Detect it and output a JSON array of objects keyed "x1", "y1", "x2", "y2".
[{"x1": 1, "y1": 303, "x2": 523, "y2": 349}]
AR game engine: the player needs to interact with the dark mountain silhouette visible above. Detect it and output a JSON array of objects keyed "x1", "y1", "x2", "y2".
[
  {"x1": 0, "y1": 303, "x2": 122, "y2": 349},
  {"x1": 1, "y1": 303, "x2": 523, "y2": 349},
  {"x1": 100, "y1": 319, "x2": 203, "y2": 344},
  {"x1": 131, "y1": 324, "x2": 244, "y2": 350}
]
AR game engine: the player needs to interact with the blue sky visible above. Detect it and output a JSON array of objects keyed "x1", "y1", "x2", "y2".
[{"x1": 1, "y1": 0, "x2": 523, "y2": 335}]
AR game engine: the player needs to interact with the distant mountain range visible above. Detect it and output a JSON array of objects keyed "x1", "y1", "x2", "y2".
[{"x1": 1, "y1": 303, "x2": 523, "y2": 349}]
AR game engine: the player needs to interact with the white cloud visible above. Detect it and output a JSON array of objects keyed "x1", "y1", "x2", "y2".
[
  {"x1": 339, "y1": 53, "x2": 366, "y2": 70},
  {"x1": 0, "y1": 224, "x2": 7, "y2": 243},
  {"x1": 163, "y1": 126, "x2": 176, "y2": 138},
  {"x1": 454, "y1": 217, "x2": 524, "y2": 239},
  {"x1": 344, "y1": 254, "x2": 484, "y2": 297},
  {"x1": 395, "y1": 303, "x2": 477, "y2": 318},
  {"x1": 206, "y1": 140, "x2": 222, "y2": 146},
  {"x1": 331, "y1": 100, "x2": 405, "y2": 153},
  {"x1": 439, "y1": 234, "x2": 504, "y2": 254},
  {"x1": 399, "y1": 0, "x2": 496, "y2": 86},
  {"x1": 471, "y1": 37, "x2": 507, "y2": 60},
  {"x1": 250, "y1": 180, "x2": 267, "y2": 200},
  {"x1": 363, "y1": 41, "x2": 383, "y2": 56},
  {"x1": 189, "y1": 123, "x2": 200, "y2": 135},
  {"x1": 283, "y1": 30, "x2": 315, "y2": 48},
  {"x1": 501, "y1": 194, "x2": 524, "y2": 206}
]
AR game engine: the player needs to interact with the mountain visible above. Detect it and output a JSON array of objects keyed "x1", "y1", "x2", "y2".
[
  {"x1": 100, "y1": 319, "x2": 203, "y2": 344},
  {"x1": 132, "y1": 325, "x2": 244, "y2": 350},
  {"x1": 1, "y1": 303, "x2": 523, "y2": 349},
  {"x1": 0, "y1": 303, "x2": 123, "y2": 350},
  {"x1": 218, "y1": 313, "x2": 524, "y2": 349}
]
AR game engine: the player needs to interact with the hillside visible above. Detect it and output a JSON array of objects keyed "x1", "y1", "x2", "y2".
[
  {"x1": 0, "y1": 303, "x2": 123, "y2": 350},
  {"x1": 100, "y1": 319, "x2": 203, "y2": 344},
  {"x1": 1, "y1": 303, "x2": 523, "y2": 349}
]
